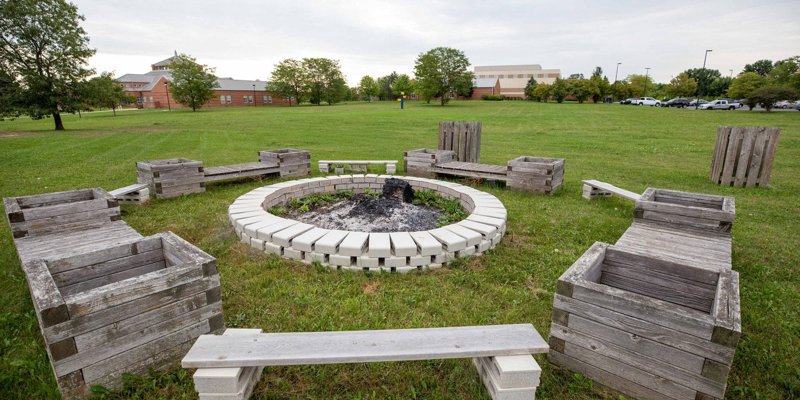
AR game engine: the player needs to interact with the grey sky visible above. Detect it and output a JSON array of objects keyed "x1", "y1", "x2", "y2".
[{"x1": 74, "y1": 0, "x2": 800, "y2": 85}]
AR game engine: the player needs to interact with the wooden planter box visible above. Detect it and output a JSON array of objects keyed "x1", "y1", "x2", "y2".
[
  {"x1": 550, "y1": 243, "x2": 740, "y2": 400},
  {"x1": 4, "y1": 188, "x2": 120, "y2": 239},
  {"x1": 635, "y1": 188, "x2": 735, "y2": 233},
  {"x1": 710, "y1": 126, "x2": 780, "y2": 188},
  {"x1": 403, "y1": 148, "x2": 455, "y2": 177},
  {"x1": 137, "y1": 158, "x2": 206, "y2": 199},
  {"x1": 258, "y1": 148, "x2": 310, "y2": 178},
  {"x1": 22, "y1": 232, "x2": 223, "y2": 399},
  {"x1": 506, "y1": 156, "x2": 564, "y2": 194}
]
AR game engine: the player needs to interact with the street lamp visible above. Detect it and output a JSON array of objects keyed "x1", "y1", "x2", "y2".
[
  {"x1": 643, "y1": 67, "x2": 651, "y2": 97},
  {"x1": 252, "y1": 84, "x2": 256, "y2": 107},
  {"x1": 729, "y1": 69, "x2": 733, "y2": 79},
  {"x1": 614, "y1": 62, "x2": 621, "y2": 83},
  {"x1": 163, "y1": 81, "x2": 171, "y2": 111},
  {"x1": 696, "y1": 49, "x2": 712, "y2": 109}
]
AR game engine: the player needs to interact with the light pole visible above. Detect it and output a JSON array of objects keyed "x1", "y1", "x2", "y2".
[
  {"x1": 729, "y1": 69, "x2": 733, "y2": 79},
  {"x1": 163, "y1": 81, "x2": 171, "y2": 111},
  {"x1": 252, "y1": 84, "x2": 256, "y2": 107},
  {"x1": 696, "y1": 49, "x2": 712, "y2": 109},
  {"x1": 614, "y1": 62, "x2": 621, "y2": 83},
  {"x1": 643, "y1": 67, "x2": 651, "y2": 97}
]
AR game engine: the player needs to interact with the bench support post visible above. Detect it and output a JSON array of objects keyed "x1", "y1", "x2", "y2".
[
  {"x1": 474, "y1": 355, "x2": 542, "y2": 400},
  {"x1": 582, "y1": 183, "x2": 612, "y2": 200},
  {"x1": 193, "y1": 329, "x2": 264, "y2": 400}
]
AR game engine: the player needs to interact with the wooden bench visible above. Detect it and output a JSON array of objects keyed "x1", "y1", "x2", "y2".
[
  {"x1": 183, "y1": 324, "x2": 548, "y2": 400},
  {"x1": 109, "y1": 183, "x2": 151, "y2": 204},
  {"x1": 318, "y1": 160, "x2": 397, "y2": 174},
  {"x1": 581, "y1": 179, "x2": 641, "y2": 201},
  {"x1": 203, "y1": 161, "x2": 280, "y2": 183}
]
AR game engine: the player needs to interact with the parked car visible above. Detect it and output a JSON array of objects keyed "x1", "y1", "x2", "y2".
[
  {"x1": 636, "y1": 97, "x2": 661, "y2": 107},
  {"x1": 664, "y1": 98, "x2": 691, "y2": 108},
  {"x1": 620, "y1": 98, "x2": 636, "y2": 105},
  {"x1": 774, "y1": 100, "x2": 793, "y2": 109},
  {"x1": 689, "y1": 99, "x2": 708, "y2": 107},
  {"x1": 795, "y1": 101, "x2": 800, "y2": 111},
  {"x1": 699, "y1": 99, "x2": 740, "y2": 110}
]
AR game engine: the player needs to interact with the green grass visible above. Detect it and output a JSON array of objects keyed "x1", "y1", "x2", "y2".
[{"x1": 1, "y1": 101, "x2": 798, "y2": 399}]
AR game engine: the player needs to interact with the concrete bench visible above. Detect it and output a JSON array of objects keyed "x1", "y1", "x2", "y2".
[
  {"x1": 183, "y1": 324, "x2": 548, "y2": 400},
  {"x1": 108, "y1": 183, "x2": 151, "y2": 204},
  {"x1": 582, "y1": 179, "x2": 641, "y2": 201},
  {"x1": 319, "y1": 160, "x2": 397, "y2": 174}
]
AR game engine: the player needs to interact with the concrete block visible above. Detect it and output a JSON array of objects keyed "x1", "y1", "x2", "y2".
[
  {"x1": 283, "y1": 247, "x2": 303, "y2": 260},
  {"x1": 329, "y1": 254, "x2": 353, "y2": 267},
  {"x1": 409, "y1": 231, "x2": 443, "y2": 256},
  {"x1": 338, "y1": 231, "x2": 369, "y2": 257},
  {"x1": 390, "y1": 232, "x2": 418, "y2": 257},
  {"x1": 264, "y1": 242, "x2": 282, "y2": 255},
  {"x1": 367, "y1": 233, "x2": 391, "y2": 257}
]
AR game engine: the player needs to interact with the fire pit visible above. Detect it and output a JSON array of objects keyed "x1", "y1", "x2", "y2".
[{"x1": 229, "y1": 175, "x2": 507, "y2": 272}]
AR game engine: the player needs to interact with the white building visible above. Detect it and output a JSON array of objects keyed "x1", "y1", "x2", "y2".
[{"x1": 474, "y1": 65, "x2": 561, "y2": 98}]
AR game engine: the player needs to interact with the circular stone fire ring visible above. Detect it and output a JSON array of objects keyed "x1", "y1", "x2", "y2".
[{"x1": 229, "y1": 175, "x2": 507, "y2": 273}]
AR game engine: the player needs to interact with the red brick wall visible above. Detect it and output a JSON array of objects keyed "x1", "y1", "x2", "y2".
[
  {"x1": 125, "y1": 77, "x2": 289, "y2": 109},
  {"x1": 470, "y1": 80, "x2": 501, "y2": 100}
]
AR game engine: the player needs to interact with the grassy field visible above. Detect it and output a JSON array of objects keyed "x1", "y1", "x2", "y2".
[{"x1": 0, "y1": 101, "x2": 798, "y2": 399}]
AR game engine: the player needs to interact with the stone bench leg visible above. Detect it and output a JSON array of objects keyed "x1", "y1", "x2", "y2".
[
  {"x1": 386, "y1": 164, "x2": 397, "y2": 175},
  {"x1": 193, "y1": 329, "x2": 264, "y2": 400},
  {"x1": 473, "y1": 355, "x2": 541, "y2": 400},
  {"x1": 319, "y1": 162, "x2": 329, "y2": 173},
  {"x1": 350, "y1": 163, "x2": 368, "y2": 173},
  {"x1": 582, "y1": 183, "x2": 612, "y2": 200}
]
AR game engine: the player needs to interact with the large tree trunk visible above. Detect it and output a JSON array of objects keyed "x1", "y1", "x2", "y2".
[
  {"x1": 112, "y1": 105, "x2": 116, "y2": 117},
  {"x1": 53, "y1": 112, "x2": 64, "y2": 130}
]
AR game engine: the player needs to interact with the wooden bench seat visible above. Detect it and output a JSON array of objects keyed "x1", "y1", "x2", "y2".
[
  {"x1": 183, "y1": 324, "x2": 547, "y2": 400},
  {"x1": 582, "y1": 179, "x2": 641, "y2": 201},
  {"x1": 318, "y1": 160, "x2": 397, "y2": 174},
  {"x1": 431, "y1": 161, "x2": 509, "y2": 181},
  {"x1": 204, "y1": 162, "x2": 280, "y2": 183}
]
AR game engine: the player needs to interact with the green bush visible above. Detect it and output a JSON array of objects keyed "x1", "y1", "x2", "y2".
[
  {"x1": 748, "y1": 86, "x2": 798, "y2": 111},
  {"x1": 481, "y1": 94, "x2": 504, "y2": 101}
]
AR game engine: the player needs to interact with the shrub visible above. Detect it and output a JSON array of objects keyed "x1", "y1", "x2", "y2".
[
  {"x1": 748, "y1": 86, "x2": 798, "y2": 112},
  {"x1": 481, "y1": 94, "x2": 504, "y2": 101}
]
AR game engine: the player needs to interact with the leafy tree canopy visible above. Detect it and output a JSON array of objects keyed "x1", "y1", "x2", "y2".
[
  {"x1": 358, "y1": 75, "x2": 379, "y2": 101},
  {"x1": 269, "y1": 59, "x2": 306, "y2": 106},
  {"x1": 748, "y1": 86, "x2": 798, "y2": 112},
  {"x1": 303, "y1": 57, "x2": 347, "y2": 105},
  {"x1": 392, "y1": 74, "x2": 413, "y2": 97},
  {"x1": 666, "y1": 72, "x2": 698, "y2": 98},
  {"x1": 743, "y1": 59, "x2": 774, "y2": 76},
  {"x1": 80, "y1": 72, "x2": 133, "y2": 116},
  {"x1": 413, "y1": 47, "x2": 474, "y2": 106},
  {"x1": 169, "y1": 54, "x2": 218, "y2": 112},
  {"x1": 0, "y1": 0, "x2": 95, "y2": 130},
  {"x1": 684, "y1": 68, "x2": 721, "y2": 97}
]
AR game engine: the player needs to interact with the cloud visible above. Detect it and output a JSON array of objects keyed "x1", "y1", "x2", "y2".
[{"x1": 74, "y1": 0, "x2": 800, "y2": 84}]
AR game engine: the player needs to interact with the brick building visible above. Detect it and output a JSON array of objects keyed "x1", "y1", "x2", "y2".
[
  {"x1": 470, "y1": 77, "x2": 501, "y2": 99},
  {"x1": 117, "y1": 56, "x2": 289, "y2": 109},
  {"x1": 473, "y1": 64, "x2": 561, "y2": 99}
]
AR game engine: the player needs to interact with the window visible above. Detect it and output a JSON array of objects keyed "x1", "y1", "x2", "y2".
[
  {"x1": 249, "y1": 95, "x2": 254, "y2": 103},
  {"x1": 266, "y1": 96, "x2": 272, "y2": 104},
  {"x1": 478, "y1": 75, "x2": 485, "y2": 78},
  {"x1": 226, "y1": 95, "x2": 232, "y2": 104},
  {"x1": 537, "y1": 74, "x2": 544, "y2": 78},
  {"x1": 149, "y1": 97, "x2": 154, "y2": 103},
  {"x1": 517, "y1": 74, "x2": 524, "y2": 78},
  {"x1": 243, "y1": 96, "x2": 249, "y2": 104},
  {"x1": 220, "y1": 95, "x2": 225, "y2": 104}
]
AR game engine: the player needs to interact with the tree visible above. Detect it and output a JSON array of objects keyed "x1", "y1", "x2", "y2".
[
  {"x1": 589, "y1": 67, "x2": 609, "y2": 103},
  {"x1": 0, "y1": 69, "x2": 21, "y2": 119},
  {"x1": 568, "y1": 78, "x2": 594, "y2": 103},
  {"x1": 767, "y1": 56, "x2": 800, "y2": 91},
  {"x1": 627, "y1": 74, "x2": 655, "y2": 97},
  {"x1": 727, "y1": 72, "x2": 766, "y2": 109},
  {"x1": 666, "y1": 72, "x2": 698, "y2": 98},
  {"x1": 303, "y1": 58, "x2": 346, "y2": 105},
  {"x1": 609, "y1": 81, "x2": 633, "y2": 101},
  {"x1": 532, "y1": 83, "x2": 551, "y2": 102},
  {"x1": 748, "y1": 86, "x2": 798, "y2": 112},
  {"x1": 684, "y1": 68, "x2": 721, "y2": 97},
  {"x1": 269, "y1": 59, "x2": 306, "y2": 106},
  {"x1": 81, "y1": 72, "x2": 132, "y2": 116},
  {"x1": 413, "y1": 47, "x2": 474, "y2": 106},
  {"x1": 168, "y1": 54, "x2": 218, "y2": 111},
  {"x1": 377, "y1": 72, "x2": 398, "y2": 101},
  {"x1": 551, "y1": 77, "x2": 568, "y2": 103},
  {"x1": 0, "y1": 0, "x2": 95, "y2": 130},
  {"x1": 708, "y1": 77, "x2": 733, "y2": 98},
  {"x1": 743, "y1": 59, "x2": 774, "y2": 76},
  {"x1": 358, "y1": 76, "x2": 379, "y2": 101},
  {"x1": 524, "y1": 77, "x2": 538, "y2": 100},
  {"x1": 392, "y1": 74, "x2": 413, "y2": 98}
]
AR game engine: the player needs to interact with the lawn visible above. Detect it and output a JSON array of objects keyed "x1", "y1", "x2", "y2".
[{"x1": 0, "y1": 101, "x2": 798, "y2": 399}]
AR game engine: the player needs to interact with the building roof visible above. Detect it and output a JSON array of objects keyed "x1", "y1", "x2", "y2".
[
  {"x1": 117, "y1": 70, "x2": 172, "y2": 92},
  {"x1": 472, "y1": 77, "x2": 499, "y2": 88},
  {"x1": 152, "y1": 56, "x2": 177, "y2": 67},
  {"x1": 475, "y1": 64, "x2": 544, "y2": 72},
  {"x1": 216, "y1": 78, "x2": 268, "y2": 91}
]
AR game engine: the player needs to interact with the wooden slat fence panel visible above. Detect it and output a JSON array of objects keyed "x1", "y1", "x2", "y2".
[{"x1": 710, "y1": 126, "x2": 780, "y2": 187}]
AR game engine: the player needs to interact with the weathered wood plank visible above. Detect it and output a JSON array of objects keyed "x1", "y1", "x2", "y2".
[
  {"x1": 758, "y1": 128, "x2": 780, "y2": 186},
  {"x1": 182, "y1": 324, "x2": 547, "y2": 368}
]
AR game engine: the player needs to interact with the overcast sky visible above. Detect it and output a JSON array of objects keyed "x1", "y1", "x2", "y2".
[{"x1": 74, "y1": 0, "x2": 800, "y2": 85}]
